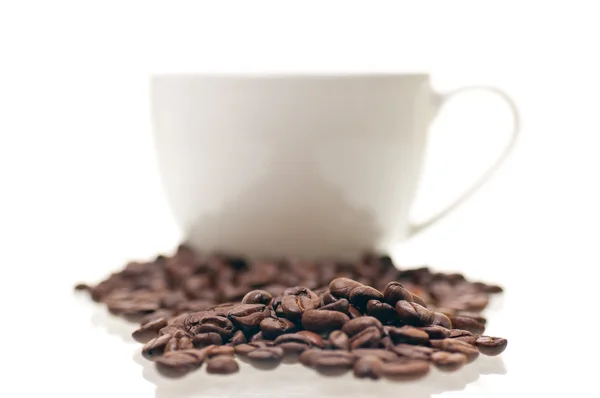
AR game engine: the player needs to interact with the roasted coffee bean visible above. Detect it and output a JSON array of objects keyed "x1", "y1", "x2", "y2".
[
  {"x1": 321, "y1": 291, "x2": 338, "y2": 305},
  {"x1": 154, "y1": 350, "x2": 204, "y2": 378},
  {"x1": 341, "y1": 316, "x2": 383, "y2": 337},
  {"x1": 391, "y1": 344, "x2": 437, "y2": 360},
  {"x1": 208, "y1": 345, "x2": 235, "y2": 357},
  {"x1": 328, "y1": 278, "x2": 363, "y2": 299},
  {"x1": 142, "y1": 334, "x2": 172, "y2": 360},
  {"x1": 206, "y1": 355, "x2": 239, "y2": 374},
  {"x1": 418, "y1": 325, "x2": 451, "y2": 339},
  {"x1": 74, "y1": 283, "x2": 91, "y2": 292},
  {"x1": 301, "y1": 309, "x2": 350, "y2": 334},
  {"x1": 432, "y1": 312, "x2": 453, "y2": 329},
  {"x1": 380, "y1": 336, "x2": 394, "y2": 350},
  {"x1": 228, "y1": 330, "x2": 247, "y2": 346},
  {"x1": 163, "y1": 337, "x2": 181, "y2": 353},
  {"x1": 348, "y1": 285, "x2": 383, "y2": 310},
  {"x1": 249, "y1": 331, "x2": 265, "y2": 342},
  {"x1": 475, "y1": 336, "x2": 508, "y2": 356},
  {"x1": 295, "y1": 331, "x2": 326, "y2": 348},
  {"x1": 247, "y1": 347, "x2": 284, "y2": 370},
  {"x1": 234, "y1": 343, "x2": 256, "y2": 357},
  {"x1": 260, "y1": 317, "x2": 297, "y2": 340},
  {"x1": 449, "y1": 329, "x2": 476, "y2": 345},
  {"x1": 207, "y1": 303, "x2": 238, "y2": 318},
  {"x1": 228, "y1": 304, "x2": 270, "y2": 334},
  {"x1": 431, "y1": 351, "x2": 468, "y2": 372},
  {"x1": 328, "y1": 330, "x2": 349, "y2": 350},
  {"x1": 365, "y1": 300, "x2": 398, "y2": 324},
  {"x1": 456, "y1": 311, "x2": 487, "y2": 325},
  {"x1": 277, "y1": 287, "x2": 320, "y2": 321},
  {"x1": 450, "y1": 316, "x2": 485, "y2": 335},
  {"x1": 298, "y1": 348, "x2": 323, "y2": 367},
  {"x1": 132, "y1": 317, "x2": 168, "y2": 343},
  {"x1": 348, "y1": 305, "x2": 362, "y2": 319},
  {"x1": 375, "y1": 359, "x2": 430, "y2": 381},
  {"x1": 278, "y1": 342, "x2": 309, "y2": 359},
  {"x1": 395, "y1": 300, "x2": 434, "y2": 326},
  {"x1": 383, "y1": 281, "x2": 414, "y2": 305},
  {"x1": 352, "y1": 349, "x2": 399, "y2": 362},
  {"x1": 274, "y1": 332, "x2": 318, "y2": 348},
  {"x1": 241, "y1": 290, "x2": 273, "y2": 305},
  {"x1": 188, "y1": 315, "x2": 234, "y2": 339},
  {"x1": 192, "y1": 332, "x2": 223, "y2": 348},
  {"x1": 411, "y1": 294, "x2": 428, "y2": 307},
  {"x1": 159, "y1": 325, "x2": 184, "y2": 337},
  {"x1": 319, "y1": 298, "x2": 350, "y2": 313},
  {"x1": 313, "y1": 354, "x2": 355, "y2": 376},
  {"x1": 349, "y1": 326, "x2": 382, "y2": 349},
  {"x1": 140, "y1": 310, "x2": 174, "y2": 326},
  {"x1": 430, "y1": 339, "x2": 479, "y2": 363},
  {"x1": 178, "y1": 336, "x2": 194, "y2": 350},
  {"x1": 353, "y1": 356, "x2": 383, "y2": 379},
  {"x1": 387, "y1": 326, "x2": 429, "y2": 345}
]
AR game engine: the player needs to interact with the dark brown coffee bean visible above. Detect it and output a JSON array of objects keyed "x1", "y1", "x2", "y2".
[
  {"x1": 208, "y1": 345, "x2": 235, "y2": 357},
  {"x1": 391, "y1": 344, "x2": 437, "y2": 360},
  {"x1": 172, "y1": 330, "x2": 188, "y2": 339},
  {"x1": 319, "y1": 298, "x2": 349, "y2": 313},
  {"x1": 352, "y1": 349, "x2": 399, "y2": 362},
  {"x1": 432, "y1": 312, "x2": 453, "y2": 329},
  {"x1": 192, "y1": 332, "x2": 223, "y2": 348},
  {"x1": 298, "y1": 348, "x2": 323, "y2": 367},
  {"x1": 234, "y1": 344, "x2": 256, "y2": 357},
  {"x1": 142, "y1": 334, "x2": 172, "y2": 360},
  {"x1": 247, "y1": 347, "x2": 284, "y2": 370},
  {"x1": 448, "y1": 329, "x2": 477, "y2": 345},
  {"x1": 187, "y1": 314, "x2": 235, "y2": 339},
  {"x1": 417, "y1": 325, "x2": 451, "y2": 339},
  {"x1": 348, "y1": 305, "x2": 362, "y2": 319},
  {"x1": 365, "y1": 300, "x2": 398, "y2": 324},
  {"x1": 260, "y1": 317, "x2": 297, "y2": 340},
  {"x1": 313, "y1": 354, "x2": 355, "y2": 376},
  {"x1": 277, "y1": 287, "x2": 320, "y2": 321},
  {"x1": 450, "y1": 316, "x2": 485, "y2": 335},
  {"x1": 228, "y1": 330, "x2": 247, "y2": 346},
  {"x1": 249, "y1": 331, "x2": 265, "y2": 342},
  {"x1": 178, "y1": 336, "x2": 194, "y2": 350},
  {"x1": 380, "y1": 336, "x2": 394, "y2": 350},
  {"x1": 206, "y1": 355, "x2": 239, "y2": 374},
  {"x1": 274, "y1": 333, "x2": 317, "y2": 348},
  {"x1": 328, "y1": 330, "x2": 349, "y2": 350},
  {"x1": 207, "y1": 302, "x2": 238, "y2": 317},
  {"x1": 278, "y1": 342, "x2": 309, "y2": 359},
  {"x1": 430, "y1": 339, "x2": 479, "y2": 363},
  {"x1": 456, "y1": 311, "x2": 487, "y2": 325},
  {"x1": 321, "y1": 291, "x2": 338, "y2": 305},
  {"x1": 395, "y1": 300, "x2": 434, "y2": 326},
  {"x1": 163, "y1": 337, "x2": 180, "y2": 354},
  {"x1": 411, "y1": 294, "x2": 428, "y2": 307},
  {"x1": 431, "y1": 351, "x2": 468, "y2": 372},
  {"x1": 475, "y1": 336, "x2": 508, "y2": 356},
  {"x1": 132, "y1": 317, "x2": 168, "y2": 343},
  {"x1": 387, "y1": 326, "x2": 429, "y2": 345},
  {"x1": 140, "y1": 310, "x2": 174, "y2": 326},
  {"x1": 349, "y1": 326, "x2": 382, "y2": 349},
  {"x1": 353, "y1": 356, "x2": 383, "y2": 379},
  {"x1": 295, "y1": 331, "x2": 326, "y2": 348},
  {"x1": 228, "y1": 304, "x2": 270, "y2": 334},
  {"x1": 348, "y1": 285, "x2": 383, "y2": 310},
  {"x1": 301, "y1": 309, "x2": 350, "y2": 334},
  {"x1": 341, "y1": 316, "x2": 383, "y2": 337},
  {"x1": 154, "y1": 350, "x2": 204, "y2": 378},
  {"x1": 242, "y1": 290, "x2": 273, "y2": 305},
  {"x1": 328, "y1": 278, "x2": 363, "y2": 299},
  {"x1": 74, "y1": 283, "x2": 91, "y2": 292},
  {"x1": 383, "y1": 282, "x2": 414, "y2": 305},
  {"x1": 375, "y1": 359, "x2": 430, "y2": 381},
  {"x1": 484, "y1": 284, "x2": 503, "y2": 293},
  {"x1": 159, "y1": 325, "x2": 183, "y2": 337},
  {"x1": 248, "y1": 340, "x2": 275, "y2": 348}
]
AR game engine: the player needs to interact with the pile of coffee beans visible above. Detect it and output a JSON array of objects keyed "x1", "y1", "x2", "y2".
[{"x1": 76, "y1": 245, "x2": 507, "y2": 381}]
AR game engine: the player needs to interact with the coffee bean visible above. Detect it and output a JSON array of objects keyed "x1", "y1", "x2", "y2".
[
  {"x1": 274, "y1": 332, "x2": 318, "y2": 348},
  {"x1": 430, "y1": 339, "x2": 479, "y2": 363},
  {"x1": 319, "y1": 298, "x2": 350, "y2": 313},
  {"x1": 249, "y1": 331, "x2": 265, "y2": 342},
  {"x1": 352, "y1": 349, "x2": 399, "y2": 362},
  {"x1": 450, "y1": 316, "x2": 485, "y2": 335},
  {"x1": 380, "y1": 336, "x2": 394, "y2": 350},
  {"x1": 234, "y1": 343, "x2": 256, "y2": 357},
  {"x1": 417, "y1": 325, "x2": 451, "y2": 339},
  {"x1": 353, "y1": 356, "x2": 382, "y2": 379},
  {"x1": 277, "y1": 287, "x2": 320, "y2": 321},
  {"x1": 278, "y1": 342, "x2": 309, "y2": 360},
  {"x1": 375, "y1": 359, "x2": 430, "y2": 381},
  {"x1": 206, "y1": 355, "x2": 239, "y2": 374},
  {"x1": 449, "y1": 329, "x2": 477, "y2": 345},
  {"x1": 241, "y1": 290, "x2": 273, "y2": 305},
  {"x1": 395, "y1": 300, "x2": 434, "y2": 326},
  {"x1": 383, "y1": 282, "x2": 414, "y2": 305},
  {"x1": 313, "y1": 354, "x2": 355, "y2": 376},
  {"x1": 228, "y1": 330, "x2": 247, "y2": 346},
  {"x1": 475, "y1": 336, "x2": 508, "y2": 356},
  {"x1": 247, "y1": 347, "x2": 284, "y2": 370},
  {"x1": 178, "y1": 336, "x2": 194, "y2": 350},
  {"x1": 142, "y1": 333, "x2": 173, "y2": 360},
  {"x1": 140, "y1": 310, "x2": 174, "y2": 326},
  {"x1": 298, "y1": 348, "x2": 323, "y2": 367},
  {"x1": 411, "y1": 294, "x2": 428, "y2": 307},
  {"x1": 348, "y1": 305, "x2": 362, "y2": 319},
  {"x1": 387, "y1": 326, "x2": 430, "y2": 345},
  {"x1": 348, "y1": 285, "x2": 383, "y2": 310},
  {"x1": 431, "y1": 351, "x2": 468, "y2": 372},
  {"x1": 341, "y1": 316, "x2": 383, "y2": 337},
  {"x1": 432, "y1": 312, "x2": 453, "y2": 329},
  {"x1": 391, "y1": 344, "x2": 437, "y2": 360},
  {"x1": 365, "y1": 300, "x2": 398, "y2": 324},
  {"x1": 456, "y1": 311, "x2": 487, "y2": 325},
  {"x1": 154, "y1": 350, "x2": 204, "y2": 378},
  {"x1": 349, "y1": 326, "x2": 382, "y2": 349},
  {"x1": 132, "y1": 317, "x2": 168, "y2": 343},
  {"x1": 328, "y1": 278, "x2": 363, "y2": 299},
  {"x1": 295, "y1": 331, "x2": 326, "y2": 348},
  {"x1": 321, "y1": 291, "x2": 338, "y2": 305},
  {"x1": 260, "y1": 317, "x2": 297, "y2": 340},
  {"x1": 208, "y1": 345, "x2": 235, "y2": 357},
  {"x1": 328, "y1": 330, "x2": 349, "y2": 350},
  {"x1": 228, "y1": 304, "x2": 270, "y2": 334},
  {"x1": 301, "y1": 309, "x2": 350, "y2": 334},
  {"x1": 192, "y1": 332, "x2": 223, "y2": 348}
]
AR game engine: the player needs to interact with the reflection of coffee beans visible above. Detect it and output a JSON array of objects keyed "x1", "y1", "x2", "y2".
[{"x1": 76, "y1": 245, "x2": 507, "y2": 381}]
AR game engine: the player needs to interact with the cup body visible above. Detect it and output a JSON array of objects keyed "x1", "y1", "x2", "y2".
[{"x1": 151, "y1": 74, "x2": 434, "y2": 258}]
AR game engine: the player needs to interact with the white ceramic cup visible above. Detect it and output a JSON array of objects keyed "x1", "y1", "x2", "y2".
[{"x1": 151, "y1": 74, "x2": 519, "y2": 259}]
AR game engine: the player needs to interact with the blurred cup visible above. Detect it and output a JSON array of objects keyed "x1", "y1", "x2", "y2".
[{"x1": 151, "y1": 74, "x2": 518, "y2": 259}]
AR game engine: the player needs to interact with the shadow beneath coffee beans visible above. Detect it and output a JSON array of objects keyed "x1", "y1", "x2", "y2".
[
  {"x1": 185, "y1": 144, "x2": 383, "y2": 260},
  {"x1": 136, "y1": 350, "x2": 506, "y2": 398},
  {"x1": 89, "y1": 302, "x2": 136, "y2": 343}
]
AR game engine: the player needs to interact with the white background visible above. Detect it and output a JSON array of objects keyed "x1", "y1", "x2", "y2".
[{"x1": 1, "y1": 1, "x2": 598, "y2": 397}]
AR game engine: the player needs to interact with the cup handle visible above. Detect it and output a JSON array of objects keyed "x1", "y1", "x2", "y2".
[{"x1": 408, "y1": 86, "x2": 520, "y2": 237}]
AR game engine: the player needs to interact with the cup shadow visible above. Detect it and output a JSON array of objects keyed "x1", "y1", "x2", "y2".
[{"x1": 134, "y1": 349, "x2": 506, "y2": 398}]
